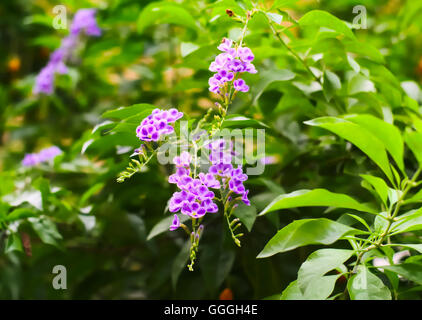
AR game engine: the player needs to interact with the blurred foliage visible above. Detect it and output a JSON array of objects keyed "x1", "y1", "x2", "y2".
[{"x1": 1, "y1": 0, "x2": 422, "y2": 299}]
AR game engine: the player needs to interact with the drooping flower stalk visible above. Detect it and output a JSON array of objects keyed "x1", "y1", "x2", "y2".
[{"x1": 33, "y1": 9, "x2": 101, "y2": 95}]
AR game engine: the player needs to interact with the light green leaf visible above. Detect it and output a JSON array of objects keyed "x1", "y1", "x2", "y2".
[
  {"x1": 391, "y1": 208, "x2": 422, "y2": 235},
  {"x1": 280, "y1": 280, "x2": 304, "y2": 300},
  {"x1": 298, "y1": 249, "x2": 353, "y2": 299},
  {"x1": 30, "y1": 218, "x2": 63, "y2": 248},
  {"x1": 5, "y1": 233, "x2": 23, "y2": 254},
  {"x1": 348, "y1": 74, "x2": 376, "y2": 94},
  {"x1": 389, "y1": 244, "x2": 422, "y2": 253},
  {"x1": 346, "y1": 213, "x2": 372, "y2": 232},
  {"x1": 138, "y1": 2, "x2": 198, "y2": 33},
  {"x1": 382, "y1": 263, "x2": 422, "y2": 285},
  {"x1": 252, "y1": 69, "x2": 295, "y2": 106},
  {"x1": 404, "y1": 129, "x2": 422, "y2": 165},
  {"x1": 347, "y1": 266, "x2": 392, "y2": 300},
  {"x1": 102, "y1": 104, "x2": 156, "y2": 120},
  {"x1": 257, "y1": 218, "x2": 362, "y2": 258},
  {"x1": 305, "y1": 117, "x2": 394, "y2": 183},
  {"x1": 259, "y1": 189, "x2": 376, "y2": 216},
  {"x1": 360, "y1": 174, "x2": 389, "y2": 206},
  {"x1": 299, "y1": 10, "x2": 356, "y2": 39},
  {"x1": 271, "y1": 0, "x2": 298, "y2": 9},
  {"x1": 181, "y1": 42, "x2": 199, "y2": 57},
  {"x1": 323, "y1": 70, "x2": 341, "y2": 102},
  {"x1": 299, "y1": 275, "x2": 340, "y2": 300},
  {"x1": 6, "y1": 208, "x2": 38, "y2": 222},
  {"x1": 345, "y1": 114, "x2": 404, "y2": 173},
  {"x1": 233, "y1": 203, "x2": 257, "y2": 232},
  {"x1": 266, "y1": 12, "x2": 283, "y2": 25},
  {"x1": 222, "y1": 115, "x2": 269, "y2": 129}
]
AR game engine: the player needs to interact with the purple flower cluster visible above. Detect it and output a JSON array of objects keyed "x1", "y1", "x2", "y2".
[
  {"x1": 168, "y1": 140, "x2": 251, "y2": 231},
  {"x1": 205, "y1": 139, "x2": 250, "y2": 206},
  {"x1": 33, "y1": 9, "x2": 101, "y2": 95},
  {"x1": 168, "y1": 152, "x2": 219, "y2": 224},
  {"x1": 208, "y1": 38, "x2": 257, "y2": 94},
  {"x1": 22, "y1": 146, "x2": 62, "y2": 167},
  {"x1": 136, "y1": 108, "x2": 183, "y2": 142}
]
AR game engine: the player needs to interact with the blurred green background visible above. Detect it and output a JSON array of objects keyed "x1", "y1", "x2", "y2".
[{"x1": 1, "y1": 0, "x2": 422, "y2": 299}]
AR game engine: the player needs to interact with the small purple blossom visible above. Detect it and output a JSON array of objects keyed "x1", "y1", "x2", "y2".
[
  {"x1": 208, "y1": 38, "x2": 257, "y2": 94},
  {"x1": 169, "y1": 214, "x2": 180, "y2": 231},
  {"x1": 33, "y1": 65, "x2": 55, "y2": 95},
  {"x1": 70, "y1": 9, "x2": 101, "y2": 36},
  {"x1": 22, "y1": 146, "x2": 62, "y2": 167},
  {"x1": 233, "y1": 79, "x2": 249, "y2": 92},
  {"x1": 136, "y1": 108, "x2": 183, "y2": 142}
]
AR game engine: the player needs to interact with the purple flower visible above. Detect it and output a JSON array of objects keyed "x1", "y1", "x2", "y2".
[
  {"x1": 217, "y1": 38, "x2": 233, "y2": 52},
  {"x1": 22, "y1": 153, "x2": 40, "y2": 167},
  {"x1": 33, "y1": 9, "x2": 101, "y2": 96},
  {"x1": 198, "y1": 172, "x2": 221, "y2": 189},
  {"x1": 38, "y1": 146, "x2": 62, "y2": 162},
  {"x1": 238, "y1": 47, "x2": 254, "y2": 62},
  {"x1": 181, "y1": 202, "x2": 207, "y2": 218},
  {"x1": 33, "y1": 65, "x2": 55, "y2": 95},
  {"x1": 70, "y1": 9, "x2": 101, "y2": 36},
  {"x1": 173, "y1": 151, "x2": 192, "y2": 168},
  {"x1": 228, "y1": 59, "x2": 245, "y2": 72},
  {"x1": 22, "y1": 146, "x2": 62, "y2": 167},
  {"x1": 234, "y1": 79, "x2": 249, "y2": 92},
  {"x1": 169, "y1": 214, "x2": 180, "y2": 231},
  {"x1": 136, "y1": 108, "x2": 183, "y2": 142},
  {"x1": 242, "y1": 190, "x2": 250, "y2": 206},
  {"x1": 208, "y1": 38, "x2": 257, "y2": 95}
]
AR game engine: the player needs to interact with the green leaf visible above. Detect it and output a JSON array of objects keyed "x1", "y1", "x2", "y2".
[
  {"x1": 5, "y1": 233, "x2": 23, "y2": 254},
  {"x1": 323, "y1": 70, "x2": 341, "y2": 102},
  {"x1": 280, "y1": 280, "x2": 304, "y2": 300},
  {"x1": 382, "y1": 263, "x2": 422, "y2": 285},
  {"x1": 360, "y1": 174, "x2": 389, "y2": 206},
  {"x1": 233, "y1": 203, "x2": 257, "y2": 232},
  {"x1": 404, "y1": 129, "x2": 422, "y2": 165},
  {"x1": 222, "y1": 115, "x2": 269, "y2": 129},
  {"x1": 347, "y1": 266, "x2": 392, "y2": 300},
  {"x1": 180, "y1": 42, "x2": 199, "y2": 58},
  {"x1": 391, "y1": 209, "x2": 422, "y2": 235},
  {"x1": 6, "y1": 208, "x2": 38, "y2": 222},
  {"x1": 259, "y1": 189, "x2": 376, "y2": 216},
  {"x1": 252, "y1": 69, "x2": 295, "y2": 106},
  {"x1": 271, "y1": 0, "x2": 298, "y2": 9},
  {"x1": 346, "y1": 213, "x2": 372, "y2": 232},
  {"x1": 298, "y1": 249, "x2": 353, "y2": 299},
  {"x1": 299, "y1": 275, "x2": 340, "y2": 300},
  {"x1": 147, "y1": 215, "x2": 190, "y2": 240},
  {"x1": 137, "y1": 2, "x2": 198, "y2": 33},
  {"x1": 299, "y1": 10, "x2": 356, "y2": 40},
  {"x1": 200, "y1": 246, "x2": 235, "y2": 294},
  {"x1": 102, "y1": 104, "x2": 156, "y2": 120},
  {"x1": 257, "y1": 218, "x2": 362, "y2": 258},
  {"x1": 345, "y1": 115, "x2": 404, "y2": 173},
  {"x1": 389, "y1": 244, "x2": 422, "y2": 253},
  {"x1": 171, "y1": 241, "x2": 191, "y2": 289},
  {"x1": 29, "y1": 218, "x2": 63, "y2": 248},
  {"x1": 266, "y1": 12, "x2": 283, "y2": 25},
  {"x1": 305, "y1": 117, "x2": 394, "y2": 184}
]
